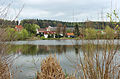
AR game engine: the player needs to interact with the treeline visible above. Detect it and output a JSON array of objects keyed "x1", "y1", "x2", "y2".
[
  {"x1": 20, "y1": 19, "x2": 120, "y2": 29},
  {"x1": 0, "y1": 18, "x2": 120, "y2": 29},
  {"x1": 0, "y1": 19, "x2": 18, "y2": 28}
]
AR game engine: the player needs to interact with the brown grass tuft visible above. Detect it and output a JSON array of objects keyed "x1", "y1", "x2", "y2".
[
  {"x1": 37, "y1": 55, "x2": 65, "y2": 79},
  {"x1": 0, "y1": 58, "x2": 10, "y2": 79}
]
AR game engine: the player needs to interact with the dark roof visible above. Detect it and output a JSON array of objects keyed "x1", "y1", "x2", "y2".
[{"x1": 38, "y1": 28, "x2": 46, "y2": 31}]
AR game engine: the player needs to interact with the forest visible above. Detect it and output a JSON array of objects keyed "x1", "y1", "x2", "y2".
[
  {"x1": 0, "y1": 19, "x2": 120, "y2": 29},
  {"x1": 20, "y1": 19, "x2": 120, "y2": 29}
]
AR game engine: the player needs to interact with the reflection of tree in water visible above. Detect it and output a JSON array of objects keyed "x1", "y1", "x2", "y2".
[
  {"x1": 22, "y1": 45, "x2": 38, "y2": 55},
  {"x1": 8, "y1": 44, "x2": 119, "y2": 56},
  {"x1": 37, "y1": 45, "x2": 56, "y2": 54},
  {"x1": 63, "y1": 45, "x2": 66, "y2": 53},
  {"x1": 56, "y1": 45, "x2": 71, "y2": 54},
  {"x1": 6, "y1": 44, "x2": 39, "y2": 55},
  {"x1": 8, "y1": 45, "x2": 81, "y2": 55},
  {"x1": 74, "y1": 45, "x2": 80, "y2": 54},
  {"x1": 56, "y1": 45, "x2": 63, "y2": 54},
  {"x1": 74, "y1": 40, "x2": 80, "y2": 55},
  {"x1": 80, "y1": 43, "x2": 120, "y2": 58},
  {"x1": 81, "y1": 43, "x2": 96, "y2": 57},
  {"x1": 9, "y1": 45, "x2": 67, "y2": 55}
]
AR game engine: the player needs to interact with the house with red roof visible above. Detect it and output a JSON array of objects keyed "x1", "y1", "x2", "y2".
[
  {"x1": 36, "y1": 26, "x2": 75, "y2": 38},
  {"x1": 66, "y1": 33, "x2": 75, "y2": 38},
  {"x1": 15, "y1": 25, "x2": 23, "y2": 31}
]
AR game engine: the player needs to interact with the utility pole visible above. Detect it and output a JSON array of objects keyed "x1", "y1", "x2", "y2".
[
  {"x1": 73, "y1": 9, "x2": 75, "y2": 22},
  {"x1": 98, "y1": 11, "x2": 99, "y2": 21},
  {"x1": 111, "y1": 0, "x2": 112, "y2": 20},
  {"x1": 101, "y1": 8, "x2": 104, "y2": 21},
  {"x1": 101, "y1": 9, "x2": 104, "y2": 29},
  {"x1": 115, "y1": 0, "x2": 117, "y2": 10}
]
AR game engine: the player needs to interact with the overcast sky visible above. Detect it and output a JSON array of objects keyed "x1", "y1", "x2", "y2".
[{"x1": 1, "y1": 0, "x2": 120, "y2": 22}]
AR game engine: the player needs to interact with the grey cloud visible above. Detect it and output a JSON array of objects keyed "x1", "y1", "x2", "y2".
[{"x1": 2, "y1": 0, "x2": 120, "y2": 21}]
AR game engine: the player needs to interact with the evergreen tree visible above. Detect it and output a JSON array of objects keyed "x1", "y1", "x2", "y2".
[{"x1": 74, "y1": 24, "x2": 80, "y2": 37}]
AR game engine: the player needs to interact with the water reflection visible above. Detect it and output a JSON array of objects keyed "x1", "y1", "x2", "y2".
[
  {"x1": 6, "y1": 43, "x2": 120, "y2": 79},
  {"x1": 7, "y1": 44, "x2": 120, "y2": 55},
  {"x1": 8, "y1": 45, "x2": 75, "y2": 55},
  {"x1": 7, "y1": 44, "x2": 120, "y2": 56}
]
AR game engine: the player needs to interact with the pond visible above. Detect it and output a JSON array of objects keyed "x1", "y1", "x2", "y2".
[{"x1": 6, "y1": 40, "x2": 120, "y2": 79}]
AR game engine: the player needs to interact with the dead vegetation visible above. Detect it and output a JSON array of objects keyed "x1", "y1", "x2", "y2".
[
  {"x1": 36, "y1": 40, "x2": 120, "y2": 79},
  {"x1": 68, "y1": 40, "x2": 120, "y2": 79},
  {"x1": 37, "y1": 55, "x2": 76, "y2": 79},
  {"x1": 0, "y1": 58, "x2": 10, "y2": 79}
]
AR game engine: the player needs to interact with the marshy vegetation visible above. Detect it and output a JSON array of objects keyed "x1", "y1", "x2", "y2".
[
  {"x1": 0, "y1": 0, "x2": 120, "y2": 79},
  {"x1": 32, "y1": 40, "x2": 120, "y2": 79},
  {"x1": 0, "y1": 40, "x2": 120, "y2": 79}
]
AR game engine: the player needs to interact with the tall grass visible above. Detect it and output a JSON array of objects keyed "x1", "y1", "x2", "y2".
[
  {"x1": 69, "y1": 40, "x2": 120, "y2": 79},
  {"x1": 0, "y1": 57, "x2": 10, "y2": 79},
  {"x1": 0, "y1": 1, "x2": 24, "y2": 79}
]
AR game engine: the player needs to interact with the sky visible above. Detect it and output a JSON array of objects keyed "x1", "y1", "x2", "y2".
[{"x1": 0, "y1": 0, "x2": 120, "y2": 22}]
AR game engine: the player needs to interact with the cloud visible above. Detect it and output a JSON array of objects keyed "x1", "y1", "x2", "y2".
[
  {"x1": 20, "y1": 8, "x2": 51, "y2": 18},
  {"x1": 1, "y1": 0, "x2": 120, "y2": 21},
  {"x1": 54, "y1": 12, "x2": 65, "y2": 17}
]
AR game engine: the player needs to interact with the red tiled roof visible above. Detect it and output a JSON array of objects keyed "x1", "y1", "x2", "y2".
[
  {"x1": 15, "y1": 25, "x2": 23, "y2": 31},
  {"x1": 44, "y1": 31, "x2": 56, "y2": 34},
  {"x1": 15, "y1": 25, "x2": 23, "y2": 28},
  {"x1": 66, "y1": 33, "x2": 74, "y2": 36}
]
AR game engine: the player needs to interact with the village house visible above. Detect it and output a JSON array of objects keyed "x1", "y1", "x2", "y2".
[
  {"x1": 36, "y1": 26, "x2": 56, "y2": 38},
  {"x1": 15, "y1": 25, "x2": 23, "y2": 31},
  {"x1": 36, "y1": 26, "x2": 75, "y2": 38},
  {"x1": 66, "y1": 33, "x2": 74, "y2": 38}
]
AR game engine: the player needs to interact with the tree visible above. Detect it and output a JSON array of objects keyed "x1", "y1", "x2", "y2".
[
  {"x1": 85, "y1": 21, "x2": 94, "y2": 28},
  {"x1": 66, "y1": 29, "x2": 71, "y2": 33},
  {"x1": 63, "y1": 24, "x2": 66, "y2": 37},
  {"x1": 74, "y1": 24, "x2": 80, "y2": 37},
  {"x1": 34, "y1": 24, "x2": 40, "y2": 29},
  {"x1": 105, "y1": 26, "x2": 115, "y2": 39},
  {"x1": 24, "y1": 23, "x2": 40, "y2": 36},
  {"x1": 56, "y1": 23, "x2": 62, "y2": 35},
  {"x1": 20, "y1": 29, "x2": 29, "y2": 40},
  {"x1": 7, "y1": 27, "x2": 17, "y2": 40},
  {"x1": 7, "y1": 27, "x2": 29, "y2": 40},
  {"x1": 85, "y1": 28, "x2": 97, "y2": 39}
]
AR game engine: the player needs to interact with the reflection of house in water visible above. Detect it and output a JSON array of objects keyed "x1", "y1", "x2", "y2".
[
  {"x1": 13, "y1": 44, "x2": 83, "y2": 55},
  {"x1": 37, "y1": 45, "x2": 57, "y2": 54},
  {"x1": 36, "y1": 45, "x2": 75, "y2": 55},
  {"x1": 15, "y1": 48, "x2": 22, "y2": 55}
]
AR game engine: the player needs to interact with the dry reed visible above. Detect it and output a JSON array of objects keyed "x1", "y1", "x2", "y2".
[
  {"x1": 37, "y1": 55, "x2": 65, "y2": 79},
  {"x1": 72, "y1": 40, "x2": 120, "y2": 79},
  {"x1": 37, "y1": 55, "x2": 76, "y2": 79},
  {"x1": 0, "y1": 57, "x2": 10, "y2": 79}
]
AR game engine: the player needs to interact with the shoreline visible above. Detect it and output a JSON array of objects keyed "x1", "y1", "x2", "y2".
[{"x1": 3, "y1": 39, "x2": 120, "y2": 45}]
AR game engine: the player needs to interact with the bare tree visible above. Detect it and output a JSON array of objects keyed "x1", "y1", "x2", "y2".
[
  {"x1": 63, "y1": 24, "x2": 66, "y2": 37},
  {"x1": 0, "y1": 1, "x2": 24, "y2": 79},
  {"x1": 56, "y1": 23, "x2": 63, "y2": 36}
]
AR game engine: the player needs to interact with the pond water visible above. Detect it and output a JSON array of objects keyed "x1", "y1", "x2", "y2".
[{"x1": 7, "y1": 40, "x2": 120, "y2": 79}]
